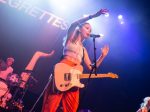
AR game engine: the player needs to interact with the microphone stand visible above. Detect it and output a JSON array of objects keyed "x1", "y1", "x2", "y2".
[
  {"x1": 87, "y1": 36, "x2": 97, "y2": 84},
  {"x1": 79, "y1": 37, "x2": 97, "y2": 109},
  {"x1": 29, "y1": 74, "x2": 52, "y2": 112}
]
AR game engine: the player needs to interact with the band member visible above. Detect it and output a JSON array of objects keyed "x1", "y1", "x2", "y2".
[
  {"x1": 20, "y1": 50, "x2": 55, "y2": 89},
  {"x1": 42, "y1": 9, "x2": 109, "y2": 112},
  {"x1": 0, "y1": 57, "x2": 14, "y2": 80},
  {"x1": 0, "y1": 51, "x2": 54, "y2": 110},
  {"x1": 0, "y1": 57, "x2": 14, "y2": 109},
  {"x1": 137, "y1": 97, "x2": 150, "y2": 112},
  {"x1": 0, "y1": 51, "x2": 54, "y2": 81},
  {"x1": 25, "y1": 51, "x2": 55, "y2": 71}
]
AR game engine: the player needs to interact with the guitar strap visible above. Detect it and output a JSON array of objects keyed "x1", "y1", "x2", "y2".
[{"x1": 81, "y1": 47, "x2": 84, "y2": 65}]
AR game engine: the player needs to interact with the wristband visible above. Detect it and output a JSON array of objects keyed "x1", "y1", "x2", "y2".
[{"x1": 89, "y1": 15, "x2": 92, "y2": 19}]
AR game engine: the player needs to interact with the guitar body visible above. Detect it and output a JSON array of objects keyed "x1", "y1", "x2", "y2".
[
  {"x1": 54, "y1": 63, "x2": 84, "y2": 92},
  {"x1": 54, "y1": 63, "x2": 118, "y2": 92}
]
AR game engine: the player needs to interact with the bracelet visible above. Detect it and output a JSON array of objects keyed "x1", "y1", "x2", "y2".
[
  {"x1": 89, "y1": 15, "x2": 92, "y2": 19},
  {"x1": 24, "y1": 69, "x2": 33, "y2": 73}
]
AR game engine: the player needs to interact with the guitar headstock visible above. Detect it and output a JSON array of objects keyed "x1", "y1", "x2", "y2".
[{"x1": 108, "y1": 72, "x2": 119, "y2": 78}]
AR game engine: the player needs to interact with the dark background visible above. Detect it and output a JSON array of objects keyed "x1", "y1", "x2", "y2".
[{"x1": 0, "y1": 0, "x2": 150, "y2": 112}]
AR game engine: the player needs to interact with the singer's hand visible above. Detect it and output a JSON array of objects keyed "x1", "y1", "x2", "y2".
[
  {"x1": 101, "y1": 45, "x2": 109, "y2": 57},
  {"x1": 92, "y1": 9, "x2": 109, "y2": 17},
  {"x1": 48, "y1": 50, "x2": 55, "y2": 57},
  {"x1": 36, "y1": 50, "x2": 55, "y2": 58}
]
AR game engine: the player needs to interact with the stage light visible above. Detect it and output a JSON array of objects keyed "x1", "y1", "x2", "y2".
[
  {"x1": 120, "y1": 21, "x2": 124, "y2": 24},
  {"x1": 60, "y1": 5, "x2": 67, "y2": 11},
  {"x1": 49, "y1": 0, "x2": 71, "y2": 12},
  {"x1": 48, "y1": 0, "x2": 82, "y2": 13},
  {"x1": 117, "y1": 14, "x2": 125, "y2": 24},
  {"x1": 118, "y1": 15, "x2": 123, "y2": 20}
]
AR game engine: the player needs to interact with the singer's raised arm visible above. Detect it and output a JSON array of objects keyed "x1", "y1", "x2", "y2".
[{"x1": 66, "y1": 9, "x2": 109, "y2": 44}]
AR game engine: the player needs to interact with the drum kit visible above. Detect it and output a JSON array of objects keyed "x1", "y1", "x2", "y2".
[{"x1": 0, "y1": 72, "x2": 32, "y2": 111}]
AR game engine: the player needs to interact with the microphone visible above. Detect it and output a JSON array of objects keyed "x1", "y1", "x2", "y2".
[{"x1": 90, "y1": 34, "x2": 104, "y2": 38}]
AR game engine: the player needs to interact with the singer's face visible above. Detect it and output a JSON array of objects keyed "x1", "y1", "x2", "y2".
[{"x1": 80, "y1": 23, "x2": 92, "y2": 39}]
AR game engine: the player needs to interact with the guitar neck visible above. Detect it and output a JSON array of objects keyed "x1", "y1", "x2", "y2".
[{"x1": 80, "y1": 73, "x2": 118, "y2": 79}]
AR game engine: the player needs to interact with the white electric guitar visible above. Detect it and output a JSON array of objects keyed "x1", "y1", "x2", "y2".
[{"x1": 54, "y1": 63, "x2": 118, "y2": 92}]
